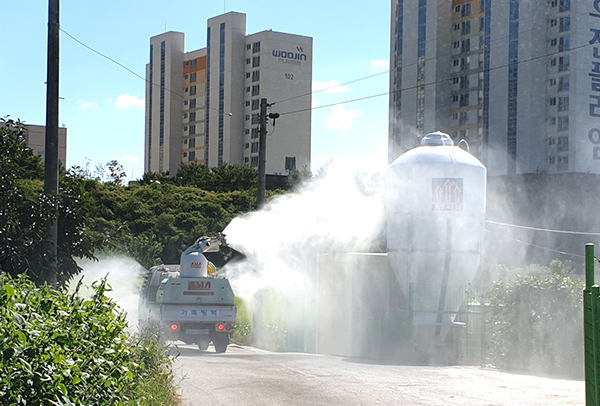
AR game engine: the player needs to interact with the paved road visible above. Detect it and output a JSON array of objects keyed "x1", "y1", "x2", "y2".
[{"x1": 173, "y1": 344, "x2": 584, "y2": 406}]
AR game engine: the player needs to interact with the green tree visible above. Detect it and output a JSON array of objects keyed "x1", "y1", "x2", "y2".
[{"x1": 0, "y1": 118, "x2": 98, "y2": 285}]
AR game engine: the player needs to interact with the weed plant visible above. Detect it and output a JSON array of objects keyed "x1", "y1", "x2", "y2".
[{"x1": 0, "y1": 272, "x2": 180, "y2": 405}]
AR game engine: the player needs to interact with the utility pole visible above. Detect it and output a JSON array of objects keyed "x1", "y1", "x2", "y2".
[
  {"x1": 257, "y1": 98, "x2": 268, "y2": 209},
  {"x1": 257, "y1": 98, "x2": 279, "y2": 209},
  {"x1": 44, "y1": 0, "x2": 60, "y2": 286}
]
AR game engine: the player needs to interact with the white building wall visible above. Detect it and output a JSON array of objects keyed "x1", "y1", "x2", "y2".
[
  {"x1": 245, "y1": 31, "x2": 312, "y2": 174},
  {"x1": 145, "y1": 31, "x2": 184, "y2": 174}
]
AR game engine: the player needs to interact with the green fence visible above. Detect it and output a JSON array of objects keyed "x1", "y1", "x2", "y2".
[{"x1": 585, "y1": 243, "x2": 600, "y2": 406}]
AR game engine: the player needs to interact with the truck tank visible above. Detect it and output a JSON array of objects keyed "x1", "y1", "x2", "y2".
[{"x1": 138, "y1": 236, "x2": 238, "y2": 353}]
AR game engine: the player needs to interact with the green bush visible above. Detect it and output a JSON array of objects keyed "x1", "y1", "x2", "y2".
[
  {"x1": 0, "y1": 272, "x2": 180, "y2": 405},
  {"x1": 484, "y1": 261, "x2": 584, "y2": 378}
]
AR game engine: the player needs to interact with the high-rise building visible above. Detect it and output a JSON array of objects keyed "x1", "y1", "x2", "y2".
[
  {"x1": 145, "y1": 12, "x2": 312, "y2": 176},
  {"x1": 389, "y1": 0, "x2": 599, "y2": 176}
]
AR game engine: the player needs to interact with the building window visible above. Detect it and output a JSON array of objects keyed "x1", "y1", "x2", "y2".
[
  {"x1": 285, "y1": 156, "x2": 296, "y2": 171},
  {"x1": 190, "y1": 86, "x2": 197, "y2": 96},
  {"x1": 245, "y1": 72, "x2": 251, "y2": 79},
  {"x1": 462, "y1": 3, "x2": 471, "y2": 17},
  {"x1": 190, "y1": 124, "x2": 196, "y2": 135},
  {"x1": 549, "y1": 58, "x2": 557, "y2": 67},
  {"x1": 190, "y1": 72, "x2": 197, "y2": 82},
  {"x1": 549, "y1": 78, "x2": 557, "y2": 86},
  {"x1": 452, "y1": 94, "x2": 459, "y2": 103},
  {"x1": 558, "y1": 76, "x2": 570, "y2": 91},
  {"x1": 550, "y1": 38, "x2": 557, "y2": 46},
  {"x1": 548, "y1": 137, "x2": 556, "y2": 145},
  {"x1": 252, "y1": 99, "x2": 260, "y2": 110},
  {"x1": 453, "y1": 77, "x2": 459, "y2": 84},
  {"x1": 191, "y1": 59, "x2": 197, "y2": 69},
  {"x1": 251, "y1": 156, "x2": 259, "y2": 167},
  {"x1": 252, "y1": 42, "x2": 261, "y2": 53},
  {"x1": 251, "y1": 114, "x2": 260, "y2": 124},
  {"x1": 245, "y1": 100, "x2": 250, "y2": 107},
  {"x1": 558, "y1": 135, "x2": 569, "y2": 152},
  {"x1": 459, "y1": 75, "x2": 469, "y2": 89},
  {"x1": 461, "y1": 21, "x2": 471, "y2": 35},
  {"x1": 549, "y1": 117, "x2": 556, "y2": 125},
  {"x1": 557, "y1": 116, "x2": 569, "y2": 131},
  {"x1": 559, "y1": 0, "x2": 570, "y2": 12},
  {"x1": 246, "y1": 58, "x2": 251, "y2": 64},
  {"x1": 190, "y1": 99, "x2": 196, "y2": 108},
  {"x1": 559, "y1": 17, "x2": 570, "y2": 32},
  {"x1": 459, "y1": 111, "x2": 469, "y2": 125},
  {"x1": 454, "y1": 5, "x2": 460, "y2": 12},
  {"x1": 190, "y1": 112, "x2": 196, "y2": 122},
  {"x1": 558, "y1": 156, "x2": 569, "y2": 171},
  {"x1": 252, "y1": 85, "x2": 260, "y2": 96},
  {"x1": 549, "y1": 18, "x2": 557, "y2": 27},
  {"x1": 558, "y1": 96, "x2": 569, "y2": 111},
  {"x1": 189, "y1": 151, "x2": 196, "y2": 161},
  {"x1": 453, "y1": 59, "x2": 460, "y2": 67},
  {"x1": 459, "y1": 93, "x2": 470, "y2": 107},
  {"x1": 246, "y1": 44, "x2": 251, "y2": 50},
  {"x1": 549, "y1": 97, "x2": 556, "y2": 106},
  {"x1": 559, "y1": 37, "x2": 570, "y2": 52},
  {"x1": 189, "y1": 138, "x2": 195, "y2": 148},
  {"x1": 251, "y1": 127, "x2": 259, "y2": 138},
  {"x1": 252, "y1": 56, "x2": 260, "y2": 68},
  {"x1": 454, "y1": 23, "x2": 460, "y2": 31},
  {"x1": 461, "y1": 39, "x2": 470, "y2": 53},
  {"x1": 558, "y1": 56, "x2": 570, "y2": 72},
  {"x1": 251, "y1": 142, "x2": 259, "y2": 153},
  {"x1": 252, "y1": 70, "x2": 260, "y2": 82},
  {"x1": 453, "y1": 41, "x2": 460, "y2": 49}
]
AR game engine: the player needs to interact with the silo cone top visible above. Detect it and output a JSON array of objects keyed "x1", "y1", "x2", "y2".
[{"x1": 421, "y1": 131, "x2": 454, "y2": 147}]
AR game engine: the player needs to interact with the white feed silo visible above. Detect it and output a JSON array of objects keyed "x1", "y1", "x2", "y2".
[{"x1": 386, "y1": 132, "x2": 486, "y2": 358}]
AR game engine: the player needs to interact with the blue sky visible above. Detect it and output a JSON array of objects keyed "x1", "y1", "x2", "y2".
[{"x1": 1, "y1": 1, "x2": 390, "y2": 181}]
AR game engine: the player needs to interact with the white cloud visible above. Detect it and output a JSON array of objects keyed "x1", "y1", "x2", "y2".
[
  {"x1": 313, "y1": 80, "x2": 348, "y2": 93},
  {"x1": 116, "y1": 94, "x2": 144, "y2": 109},
  {"x1": 121, "y1": 155, "x2": 138, "y2": 163},
  {"x1": 371, "y1": 60, "x2": 388, "y2": 69},
  {"x1": 325, "y1": 104, "x2": 361, "y2": 132},
  {"x1": 77, "y1": 100, "x2": 99, "y2": 110}
]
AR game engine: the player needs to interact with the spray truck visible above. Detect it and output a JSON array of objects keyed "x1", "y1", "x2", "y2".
[{"x1": 138, "y1": 235, "x2": 238, "y2": 353}]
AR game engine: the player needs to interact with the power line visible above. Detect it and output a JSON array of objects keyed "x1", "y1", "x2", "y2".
[
  {"x1": 484, "y1": 229, "x2": 584, "y2": 259},
  {"x1": 485, "y1": 220, "x2": 600, "y2": 236},
  {"x1": 279, "y1": 32, "x2": 599, "y2": 117},
  {"x1": 61, "y1": 28, "x2": 229, "y2": 115},
  {"x1": 273, "y1": 70, "x2": 389, "y2": 106}
]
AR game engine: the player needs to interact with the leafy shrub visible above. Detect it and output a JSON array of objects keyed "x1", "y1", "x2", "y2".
[
  {"x1": 0, "y1": 272, "x2": 179, "y2": 405},
  {"x1": 484, "y1": 261, "x2": 584, "y2": 378}
]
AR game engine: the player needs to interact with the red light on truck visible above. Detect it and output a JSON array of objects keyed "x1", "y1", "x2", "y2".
[
  {"x1": 217, "y1": 323, "x2": 225, "y2": 331},
  {"x1": 171, "y1": 323, "x2": 179, "y2": 331}
]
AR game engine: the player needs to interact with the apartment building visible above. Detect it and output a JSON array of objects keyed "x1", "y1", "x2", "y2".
[
  {"x1": 145, "y1": 12, "x2": 312, "y2": 176},
  {"x1": 390, "y1": 0, "x2": 598, "y2": 176}
]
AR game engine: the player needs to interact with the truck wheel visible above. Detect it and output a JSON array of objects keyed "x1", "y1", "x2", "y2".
[
  {"x1": 198, "y1": 338, "x2": 210, "y2": 351},
  {"x1": 213, "y1": 334, "x2": 229, "y2": 353}
]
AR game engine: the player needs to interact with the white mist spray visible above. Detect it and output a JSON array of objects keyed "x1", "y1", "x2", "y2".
[
  {"x1": 222, "y1": 164, "x2": 385, "y2": 350},
  {"x1": 73, "y1": 256, "x2": 146, "y2": 328}
]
